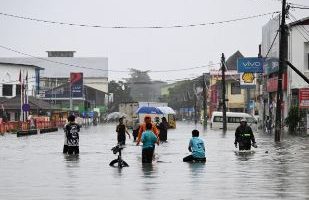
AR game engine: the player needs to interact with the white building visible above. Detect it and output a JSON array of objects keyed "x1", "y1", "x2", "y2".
[
  {"x1": 0, "y1": 62, "x2": 42, "y2": 98},
  {"x1": 261, "y1": 15, "x2": 309, "y2": 122},
  {"x1": 0, "y1": 51, "x2": 109, "y2": 95}
]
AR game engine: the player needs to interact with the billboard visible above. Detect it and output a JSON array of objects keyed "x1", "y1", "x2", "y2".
[
  {"x1": 299, "y1": 88, "x2": 309, "y2": 108},
  {"x1": 237, "y1": 57, "x2": 264, "y2": 73},
  {"x1": 70, "y1": 72, "x2": 83, "y2": 98},
  {"x1": 240, "y1": 72, "x2": 256, "y2": 89}
]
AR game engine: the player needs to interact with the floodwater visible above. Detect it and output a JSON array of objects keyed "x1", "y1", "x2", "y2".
[{"x1": 0, "y1": 122, "x2": 309, "y2": 200}]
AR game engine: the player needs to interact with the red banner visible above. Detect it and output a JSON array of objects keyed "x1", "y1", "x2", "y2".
[
  {"x1": 299, "y1": 88, "x2": 309, "y2": 108},
  {"x1": 210, "y1": 85, "x2": 217, "y2": 104},
  {"x1": 266, "y1": 72, "x2": 287, "y2": 92}
]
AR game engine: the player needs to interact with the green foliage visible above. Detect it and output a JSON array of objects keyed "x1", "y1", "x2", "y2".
[
  {"x1": 108, "y1": 81, "x2": 132, "y2": 112},
  {"x1": 285, "y1": 106, "x2": 301, "y2": 134},
  {"x1": 166, "y1": 80, "x2": 197, "y2": 110}
]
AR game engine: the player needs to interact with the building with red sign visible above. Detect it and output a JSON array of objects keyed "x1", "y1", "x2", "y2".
[{"x1": 261, "y1": 15, "x2": 309, "y2": 127}]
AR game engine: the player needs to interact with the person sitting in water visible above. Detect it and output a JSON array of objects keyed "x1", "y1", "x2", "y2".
[
  {"x1": 141, "y1": 123, "x2": 159, "y2": 163},
  {"x1": 183, "y1": 130, "x2": 206, "y2": 163},
  {"x1": 234, "y1": 118, "x2": 257, "y2": 151},
  {"x1": 116, "y1": 118, "x2": 131, "y2": 145},
  {"x1": 64, "y1": 115, "x2": 81, "y2": 155}
]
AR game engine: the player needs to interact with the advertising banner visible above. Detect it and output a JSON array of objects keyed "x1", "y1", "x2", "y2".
[
  {"x1": 237, "y1": 57, "x2": 264, "y2": 73},
  {"x1": 240, "y1": 72, "x2": 256, "y2": 89},
  {"x1": 70, "y1": 72, "x2": 83, "y2": 98},
  {"x1": 299, "y1": 88, "x2": 309, "y2": 108},
  {"x1": 266, "y1": 72, "x2": 287, "y2": 92}
]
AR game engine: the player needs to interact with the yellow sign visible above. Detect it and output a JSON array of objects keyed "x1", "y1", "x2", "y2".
[{"x1": 242, "y1": 72, "x2": 255, "y2": 83}]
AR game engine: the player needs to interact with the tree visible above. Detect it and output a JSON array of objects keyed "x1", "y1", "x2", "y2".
[{"x1": 108, "y1": 80, "x2": 132, "y2": 112}]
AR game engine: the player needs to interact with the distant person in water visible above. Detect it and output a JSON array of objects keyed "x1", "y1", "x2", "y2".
[
  {"x1": 183, "y1": 130, "x2": 206, "y2": 163},
  {"x1": 141, "y1": 123, "x2": 159, "y2": 163},
  {"x1": 234, "y1": 118, "x2": 257, "y2": 151},
  {"x1": 116, "y1": 118, "x2": 131, "y2": 145},
  {"x1": 136, "y1": 115, "x2": 159, "y2": 145},
  {"x1": 157, "y1": 117, "x2": 169, "y2": 142},
  {"x1": 63, "y1": 115, "x2": 80, "y2": 155}
]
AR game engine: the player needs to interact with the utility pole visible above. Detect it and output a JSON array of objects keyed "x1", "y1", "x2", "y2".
[
  {"x1": 221, "y1": 53, "x2": 227, "y2": 132},
  {"x1": 275, "y1": 0, "x2": 288, "y2": 142},
  {"x1": 202, "y1": 73, "x2": 208, "y2": 128}
]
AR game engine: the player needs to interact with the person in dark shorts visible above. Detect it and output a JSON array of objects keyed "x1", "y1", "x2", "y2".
[
  {"x1": 157, "y1": 117, "x2": 169, "y2": 142},
  {"x1": 64, "y1": 115, "x2": 81, "y2": 155},
  {"x1": 183, "y1": 130, "x2": 206, "y2": 162},
  {"x1": 141, "y1": 123, "x2": 159, "y2": 163},
  {"x1": 116, "y1": 118, "x2": 131, "y2": 145},
  {"x1": 234, "y1": 118, "x2": 257, "y2": 150}
]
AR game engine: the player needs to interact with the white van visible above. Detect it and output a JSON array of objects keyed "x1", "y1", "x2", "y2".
[{"x1": 210, "y1": 111, "x2": 257, "y2": 130}]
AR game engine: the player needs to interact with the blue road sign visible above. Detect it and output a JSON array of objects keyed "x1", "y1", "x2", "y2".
[
  {"x1": 237, "y1": 57, "x2": 264, "y2": 73},
  {"x1": 22, "y1": 104, "x2": 30, "y2": 112}
]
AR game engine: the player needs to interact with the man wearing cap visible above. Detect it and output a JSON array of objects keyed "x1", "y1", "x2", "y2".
[{"x1": 234, "y1": 118, "x2": 257, "y2": 150}]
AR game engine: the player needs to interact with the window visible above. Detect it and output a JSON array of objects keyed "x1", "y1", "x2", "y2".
[
  {"x1": 2, "y1": 84, "x2": 13, "y2": 96},
  {"x1": 16, "y1": 84, "x2": 21, "y2": 96},
  {"x1": 228, "y1": 117, "x2": 242, "y2": 123},
  {"x1": 231, "y1": 81, "x2": 241, "y2": 94},
  {"x1": 213, "y1": 116, "x2": 223, "y2": 122}
]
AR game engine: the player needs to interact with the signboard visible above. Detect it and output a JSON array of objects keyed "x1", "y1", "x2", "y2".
[
  {"x1": 210, "y1": 85, "x2": 218, "y2": 104},
  {"x1": 237, "y1": 57, "x2": 264, "y2": 73},
  {"x1": 22, "y1": 104, "x2": 30, "y2": 112},
  {"x1": 264, "y1": 57, "x2": 279, "y2": 75},
  {"x1": 266, "y1": 72, "x2": 287, "y2": 92},
  {"x1": 70, "y1": 73, "x2": 83, "y2": 98},
  {"x1": 299, "y1": 88, "x2": 309, "y2": 108},
  {"x1": 240, "y1": 72, "x2": 256, "y2": 89}
]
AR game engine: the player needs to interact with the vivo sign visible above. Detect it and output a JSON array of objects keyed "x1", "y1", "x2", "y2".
[{"x1": 237, "y1": 57, "x2": 264, "y2": 73}]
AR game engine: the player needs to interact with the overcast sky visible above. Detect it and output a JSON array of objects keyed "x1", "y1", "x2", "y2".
[{"x1": 0, "y1": 0, "x2": 308, "y2": 82}]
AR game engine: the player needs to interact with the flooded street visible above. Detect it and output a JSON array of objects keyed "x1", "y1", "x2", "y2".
[{"x1": 1, "y1": 122, "x2": 309, "y2": 200}]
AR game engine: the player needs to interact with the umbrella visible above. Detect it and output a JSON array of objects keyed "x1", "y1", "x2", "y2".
[
  {"x1": 107, "y1": 112, "x2": 127, "y2": 120},
  {"x1": 136, "y1": 106, "x2": 163, "y2": 114}
]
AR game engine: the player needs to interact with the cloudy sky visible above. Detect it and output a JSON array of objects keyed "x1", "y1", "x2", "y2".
[{"x1": 0, "y1": 0, "x2": 308, "y2": 82}]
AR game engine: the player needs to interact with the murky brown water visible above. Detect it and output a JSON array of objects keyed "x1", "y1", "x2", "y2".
[{"x1": 0, "y1": 122, "x2": 309, "y2": 200}]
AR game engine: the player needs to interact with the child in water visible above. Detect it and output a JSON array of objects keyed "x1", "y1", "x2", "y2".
[
  {"x1": 141, "y1": 123, "x2": 159, "y2": 163},
  {"x1": 116, "y1": 118, "x2": 131, "y2": 145},
  {"x1": 183, "y1": 129, "x2": 206, "y2": 162},
  {"x1": 63, "y1": 115, "x2": 81, "y2": 155}
]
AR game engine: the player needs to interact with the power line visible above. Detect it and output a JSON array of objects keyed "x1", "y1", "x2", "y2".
[
  {"x1": 288, "y1": 15, "x2": 309, "y2": 42},
  {"x1": 289, "y1": 13, "x2": 309, "y2": 38},
  {"x1": 0, "y1": 44, "x2": 218, "y2": 74},
  {"x1": 0, "y1": 11, "x2": 280, "y2": 29},
  {"x1": 265, "y1": 29, "x2": 279, "y2": 58}
]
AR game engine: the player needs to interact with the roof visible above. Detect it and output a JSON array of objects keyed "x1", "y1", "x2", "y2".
[
  {"x1": 289, "y1": 16, "x2": 309, "y2": 27},
  {"x1": 0, "y1": 57, "x2": 108, "y2": 78},
  {"x1": 0, "y1": 62, "x2": 43, "y2": 70},
  {"x1": 0, "y1": 96, "x2": 55, "y2": 110},
  {"x1": 226, "y1": 51, "x2": 244, "y2": 70}
]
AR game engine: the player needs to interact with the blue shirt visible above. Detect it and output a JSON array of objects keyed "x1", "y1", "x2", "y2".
[
  {"x1": 189, "y1": 137, "x2": 206, "y2": 158},
  {"x1": 141, "y1": 130, "x2": 158, "y2": 149}
]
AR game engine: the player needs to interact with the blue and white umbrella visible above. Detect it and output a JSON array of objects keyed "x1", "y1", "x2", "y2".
[{"x1": 136, "y1": 106, "x2": 163, "y2": 114}]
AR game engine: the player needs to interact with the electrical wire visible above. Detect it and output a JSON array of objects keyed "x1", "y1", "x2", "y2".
[
  {"x1": 0, "y1": 44, "x2": 219, "y2": 74},
  {"x1": 0, "y1": 11, "x2": 280, "y2": 29},
  {"x1": 288, "y1": 14, "x2": 309, "y2": 42},
  {"x1": 289, "y1": 13, "x2": 309, "y2": 38},
  {"x1": 265, "y1": 29, "x2": 279, "y2": 58}
]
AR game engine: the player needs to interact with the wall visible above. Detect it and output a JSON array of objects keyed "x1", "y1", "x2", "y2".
[
  {"x1": 0, "y1": 64, "x2": 38, "y2": 97},
  {"x1": 289, "y1": 25, "x2": 309, "y2": 89}
]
